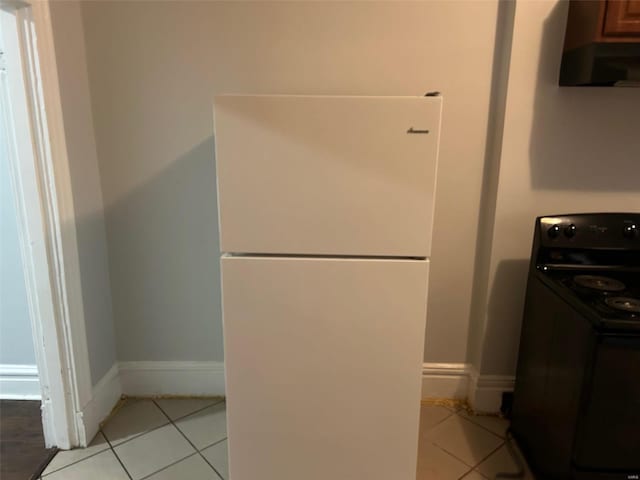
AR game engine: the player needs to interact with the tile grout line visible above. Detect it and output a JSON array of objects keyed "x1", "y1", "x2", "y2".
[
  {"x1": 447, "y1": 412, "x2": 507, "y2": 467},
  {"x1": 41, "y1": 399, "x2": 226, "y2": 479},
  {"x1": 102, "y1": 400, "x2": 172, "y2": 449},
  {"x1": 423, "y1": 409, "x2": 457, "y2": 435},
  {"x1": 458, "y1": 467, "x2": 490, "y2": 480},
  {"x1": 422, "y1": 440, "x2": 493, "y2": 480},
  {"x1": 458, "y1": 415, "x2": 506, "y2": 442},
  {"x1": 101, "y1": 427, "x2": 134, "y2": 480},
  {"x1": 422, "y1": 408, "x2": 482, "y2": 472},
  {"x1": 101, "y1": 398, "x2": 225, "y2": 479},
  {"x1": 152, "y1": 399, "x2": 225, "y2": 480},
  {"x1": 137, "y1": 451, "x2": 201, "y2": 480},
  {"x1": 423, "y1": 409, "x2": 505, "y2": 470},
  {"x1": 458, "y1": 411, "x2": 509, "y2": 440},
  {"x1": 102, "y1": 398, "x2": 224, "y2": 451},
  {"x1": 200, "y1": 436, "x2": 228, "y2": 451},
  {"x1": 196, "y1": 450, "x2": 225, "y2": 480},
  {"x1": 39, "y1": 432, "x2": 111, "y2": 476},
  {"x1": 457, "y1": 467, "x2": 476, "y2": 480},
  {"x1": 427, "y1": 419, "x2": 506, "y2": 471},
  {"x1": 430, "y1": 442, "x2": 480, "y2": 469},
  {"x1": 166, "y1": 398, "x2": 226, "y2": 423},
  {"x1": 471, "y1": 440, "x2": 507, "y2": 471}
]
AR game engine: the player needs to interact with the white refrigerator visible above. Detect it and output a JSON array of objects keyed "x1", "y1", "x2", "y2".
[{"x1": 214, "y1": 95, "x2": 442, "y2": 480}]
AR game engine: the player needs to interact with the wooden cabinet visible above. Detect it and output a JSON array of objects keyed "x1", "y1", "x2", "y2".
[
  {"x1": 560, "y1": 0, "x2": 640, "y2": 86},
  {"x1": 603, "y1": 0, "x2": 640, "y2": 36},
  {"x1": 564, "y1": 0, "x2": 640, "y2": 49}
]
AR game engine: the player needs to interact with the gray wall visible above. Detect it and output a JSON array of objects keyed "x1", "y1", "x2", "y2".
[
  {"x1": 79, "y1": 0, "x2": 501, "y2": 364},
  {"x1": 0, "y1": 116, "x2": 36, "y2": 366},
  {"x1": 66, "y1": 0, "x2": 640, "y2": 381},
  {"x1": 49, "y1": 1, "x2": 118, "y2": 384},
  {"x1": 472, "y1": 0, "x2": 640, "y2": 376}
]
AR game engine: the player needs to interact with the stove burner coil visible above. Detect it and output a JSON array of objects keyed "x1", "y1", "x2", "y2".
[
  {"x1": 605, "y1": 297, "x2": 640, "y2": 314},
  {"x1": 573, "y1": 275, "x2": 626, "y2": 292}
]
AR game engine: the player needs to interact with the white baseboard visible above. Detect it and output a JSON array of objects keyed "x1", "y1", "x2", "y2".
[
  {"x1": 422, "y1": 363, "x2": 515, "y2": 413},
  {"x1": 422, "y1": 363, "x2": 471, "y2": 399},
  {"x1": 119, "y1": 361, "x2": 225, "y2": 397},
  {"x1": 0, "y1": 364, "x2": 41, "y2": 400},
  {"x1": 468, "y1": 367, "x2": 515, "y2": 413},
  {"x1": 75, "y1": 361, "x2": 224, "y2": 445},
  {"x1": 79, "y1": 362, "x2": 122, "y2": 445}
]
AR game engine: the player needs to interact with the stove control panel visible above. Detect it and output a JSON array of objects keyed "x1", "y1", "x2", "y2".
[
  {"x1": 539, "y1": 213, "x2": 640, "y2": 249},
  {"x1": 623, "y1": 223, "x2": 638, "y2": 239}
]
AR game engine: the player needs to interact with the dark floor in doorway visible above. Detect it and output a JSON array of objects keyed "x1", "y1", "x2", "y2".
[{"x1": 0, "y1": 400, "x2": 57, "y2": 480}]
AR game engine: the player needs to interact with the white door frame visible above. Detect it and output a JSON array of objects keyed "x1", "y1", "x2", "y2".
[{"x1": 1, "y1": 0, "x2": 92, "y2": 448}]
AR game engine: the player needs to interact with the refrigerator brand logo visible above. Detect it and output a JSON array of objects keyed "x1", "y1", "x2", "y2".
[{"x1": 406, "y1": 127, "x2": 429, "y2": 134}]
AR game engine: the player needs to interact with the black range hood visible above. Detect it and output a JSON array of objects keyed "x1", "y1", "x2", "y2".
[
  {"x1": 560, "y1": 0, "x2": 640, "y2": 87},
  {"x1": 560, "y1": 42, "x2": 640, "y2": 86}
]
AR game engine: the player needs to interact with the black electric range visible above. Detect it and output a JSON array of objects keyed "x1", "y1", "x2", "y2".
[{"x1": 511, "y1": 213, "x2": 640, "y2": 480}]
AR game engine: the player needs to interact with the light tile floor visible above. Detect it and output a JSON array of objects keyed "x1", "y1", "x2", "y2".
[
  {"x1": 42, "y1": 398, "x2": 227, "y2": 479},
  {"x1": 416, "y1": 403, "x2": 534, "y2": 480},
  {"x1": 41, "y1": 399, "x2": 531, "y2": 479}
]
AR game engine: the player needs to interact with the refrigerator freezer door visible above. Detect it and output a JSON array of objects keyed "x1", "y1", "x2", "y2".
[
  {"x1": 214, "y1": 95, "x2": 441, "y2": 257},
  {"x1": 221, "y1": 256, "x2": 429, "y2": 480}
]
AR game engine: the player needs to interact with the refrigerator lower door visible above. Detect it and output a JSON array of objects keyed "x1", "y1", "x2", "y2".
[{"x1": 221, "y1": 256, "x2": 429, "y2": 480}]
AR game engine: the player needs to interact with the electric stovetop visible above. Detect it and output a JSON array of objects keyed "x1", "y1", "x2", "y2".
[{"x1": 543, "y1": 269, "x2": 640, "y2": 330}]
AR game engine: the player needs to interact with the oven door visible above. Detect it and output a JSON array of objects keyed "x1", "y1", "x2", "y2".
[{"x1": 574, "y1": 334, "x2": 640, "y2": 472}]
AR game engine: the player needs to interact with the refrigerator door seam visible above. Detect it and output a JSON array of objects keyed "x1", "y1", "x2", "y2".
[{"x1": 223, "y1": 253, "x2": 428, "y2": 261}]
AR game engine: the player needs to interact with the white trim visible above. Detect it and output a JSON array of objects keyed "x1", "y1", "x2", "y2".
[
  {"x1": 421, "y1": 363, "x2": 471, "y2": 399},
  {"x1": 468, "y1": 366, "x2": 515, "y2": 413},
  {"x1": 27, "y1": 1, "x2": 93, "y2": 408},
  {"x1": 80, "y1": 363, "x2": 122, "y2": 442},
  {"x1": 0, "y1": 365, "x2": 41, "y2": 400},
  {"x1": 1, "y1": 3, "x2": 92, "y2": 448},
  {"x1": 119, "y1": 361, "x2": 226, "y2": 397},
  {"x1": 20, "y1": 3, "x2": 88, "y2": 447}
]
